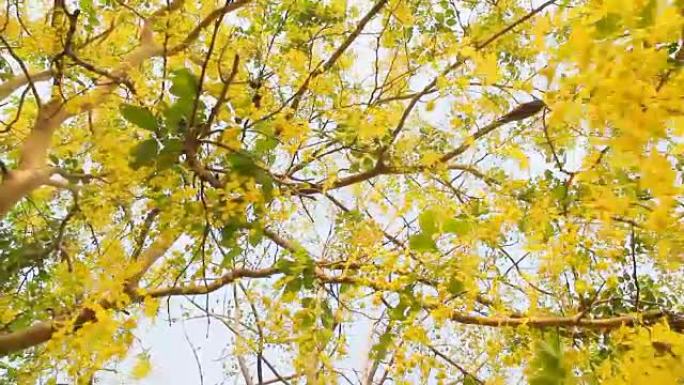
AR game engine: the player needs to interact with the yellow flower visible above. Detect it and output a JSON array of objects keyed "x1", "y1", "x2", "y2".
[{"x1": 131, "y1": 354, "x2": 152, "y2": 380}]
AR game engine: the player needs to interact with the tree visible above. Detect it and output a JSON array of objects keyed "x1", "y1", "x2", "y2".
[{"x1": 1, "y1": 0, "x2": 684, "y2": 383}]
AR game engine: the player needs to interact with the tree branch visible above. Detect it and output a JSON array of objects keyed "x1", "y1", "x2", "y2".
[
  {"x1": 290, "y1": 100, "x2": 544, "y2": 195},
  {"x1": 167, "y1": 0, "x2": 252, "y2": 55},
  {"x1": 0, "y1": 36, "x2": 43, "y2": 106},
  {"x1": 447, "y1": 308, "x2": 674, "y2": 330},
  {"x1": 0, "y1": 229, "x2": 179, "y2": 357},
  {"x1": 0, "y1": 69, "x2": 53, "y2": 103},
  {"x1": 0, "y1": 0, "x2": 243, "y2": 219},
  {"x1": 439, "y1": 99, "x2": 545, "y2": 163},
  {"x1": 289, "y1": 0, "x2": 389, "y2": 111}
]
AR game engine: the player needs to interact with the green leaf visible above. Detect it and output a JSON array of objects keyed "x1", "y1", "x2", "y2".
[
  {"x1": 278, "y1": 248, "x2": 315, "y2": 290},
  {"x1": 164, "y1": 98, "x2": 193, "y2": 132},
  {"x1": 283, "y1": 277, "x2": 303, "y2": 298},
  {"x1": 389, "y1": 303, "x2": 407, "y2": 321},
  {"x1": 302, "y1": 265, "x2": 315, "y2": 290},
  {"x1": 170, "y1": 68, "x2": 199, "y2": 99},
  {"x1": 409, "y1": 232, "x2": 437, "y2": 252},
  {"x1": 360, "y1": 155, "x2": 374, "y2": 171},
  {"x1": 255, "y1": 136, "x2": 279, "y2": 155},
  {"x1": 301, "y1": 296, "x2": 316, "y2": 309},
  {"x1": 418, "y1": 209, "x2": 438, "y2": 235},
  {"x1": 370, "y1": 330, "x2": 393, "y2": 360},
  {"x1": 294, "y1": 308, "x2": 316, "y2": 328},
  {"x1": 389, "y1": 293, "x2": 416, "y2": 321},
  {"x1": 254, "y1": 170, "x2": 274, "y2": 201},
  {"x1": 220, "y1": 247, "x2": 242, "y2": 268},
  {"x1": 468, "y1": 200, "x2": 488, "y2": 216},
  {"x1": 446, "y1": 277, "x2": 465, "y2": 295},
  {"x1": 529, "y1": 333, "x2": 568, "y2": 385},
  {"x1": 129, "y1": 139, "x2": 159, "y2": 170},
  {"x1": 156, "y1": 139, "x2": 184, "y2": 171},
  {"x1": 227, "y1": 152, "x2": 259, "y2": 176},
  {"x1": 444, "y1": 217, "x2": 472, "y2": 236},
  {"x1": 79, "y1": 0, "x2": 99, "y2": 31},
  {"x1": 120, "y1": 104, "x2": 158, "y2": 132},
  {"x1": 321, "y1": 301, "x2": 334, "y2": 329},
  {"x1": 275, "y1": 258, "x2": 296, "y2": 274},
  {"x1": 220, "y1": 218, "x2": 243, "y2": 247},
  {"x1": 551, "y1": 184, "x2": 567, "y2": 202},
  {"x1": 593, "y1": 13, "x2": 621, "y2": 38},
  {"x1": 638, "y1": 0, "x2": 657, "y2": 28},
  {"x1": 339, "y1": 283, "x2": 352, "y2": 294},
  {"x1": 248, "y1": 228, "x2": 263, "y2": 246}
]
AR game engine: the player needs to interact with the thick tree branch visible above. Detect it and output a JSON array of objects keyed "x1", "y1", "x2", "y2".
[
  {"x1": 447, "y1": 309, "x2": 678, "y2": 330},
  {"x1": 143, "y1": 266, "x2": 684, "y2": 334},
  {"x1": 125, "y1": 230, "x2": 180, "y2": 292},
  {"x1": 0, "y1": 18, "x2": 160, "y2": 217},
  {"x1": 145, "y1": 267, "x2": 278, "y2": 297},
  {"x1": 0, "y1": 36, "x2": 43, "y2": 106},
  {"x1": 150, "y1": 0, "x2": 186, "y2": 18},
  {"x1": 0, "y1": 320, "x2": 53, "y2": 356},
  {"x1": 0, "y1": 230, "x2": 179, "y2": 356},
  {"x1": 3, "y1": 235, "x2": 679, "y2": 358},
  {"x1": 0, "y1": 69, "x2": 53, "y2": 103},
  {"x1": 0, "y1": 0, "x2": 249, "y2": 219}
]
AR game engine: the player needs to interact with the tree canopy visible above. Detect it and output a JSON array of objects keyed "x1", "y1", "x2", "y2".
[{"x1": 2, "y1": 0, "x2": 684, "y2": 384}]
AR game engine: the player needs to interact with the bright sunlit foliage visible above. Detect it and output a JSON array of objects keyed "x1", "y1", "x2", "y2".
[{"x1": 2, "y1": 0, "x2": 684, "y2": 384}]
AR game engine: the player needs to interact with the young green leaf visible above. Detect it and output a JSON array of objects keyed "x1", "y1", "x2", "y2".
[
  {"x1": 120, "y1": 104, "x2": 158, "y2": 132},
  {"x1": 129, "y1": 139, "x2": 159, "y2": 170},
  {"x1": 170, "y1": 68, "x2": 199, "y2": 99}
]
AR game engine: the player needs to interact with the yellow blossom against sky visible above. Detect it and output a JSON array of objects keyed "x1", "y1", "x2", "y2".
[{"x1": 2, "y1": 0, "x2": 684, "y2": 384}]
